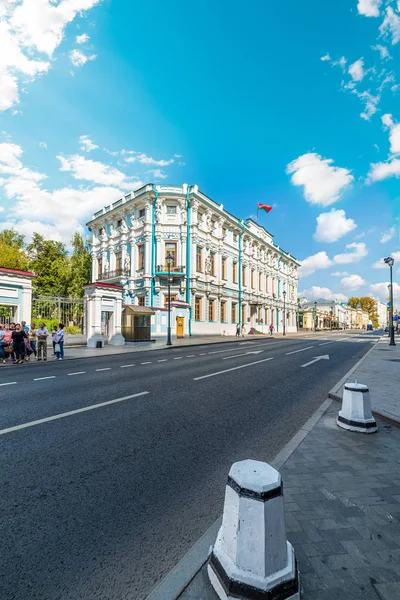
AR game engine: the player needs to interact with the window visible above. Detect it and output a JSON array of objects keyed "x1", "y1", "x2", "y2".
[
  {"x1": 221, "y1": 301, "x2": 227, "y2": 322},
  {"x1": 209, "y1": 252, "x2": 215, "y2": 276},
  {"x1": 259, "y1": 272, "x2": 262, "y2": 291},
  {"x1": 115, "y1": 252, "x2": 122, "y2": 271},
  {"x1": 138, "y1": 296, "x2": 145, "y2": 306},
  {"x1": 98, "y1": 227, "x2": 104, "y2": 236},
  {"x1": 242, "y1": 304, "x2": 247, "y2": 324},
  {"x1": 251, "y1": 270, "x2": 255, "y2": 289},
  {"x1": 209, "y1": 299, "x2": 215, "y2": 321},
  {"x1": 242, "y1": 265, "x2": 247, "y2": 286},
  {"x1": 165, "y1": 242, "x2": 177, "y2": 266},
  {"x1": 97, "y1": 257, "x2": 102, "y2": 278},
  {"x1": 196, "y1": 246, "x2": 203, "y2": 272},
  {"x1": 166, "y1": 205, "x2": 177, "y2": 215},
  {"x1": 195, "y1": 296, "x2": 202, "y2": 320},
  {"x1": 266, "y1": 276, "x2": 269, "y2": 293},
  {"x1": 164, "y1": 294, "x2": 176, "y2": 307},
  {"x1": 222, "y1": 257, "x2": 227, "y2": 280},
  {"x1": 138, "y1": 208, "x2": 145, "y2": 219},
  {"x1": 232, "y1": 302, "x2": 237, "y2": 323},
  {"x1": 233, "y1": 233, "x2": 238, "y2": 243},
  {"x1": 222, "y1": 227, "x2": 227, "y2": 238},
  {"x1": 117, "y1": 219, "x2": 122, "y2": 228},
  {"x1": 233, "y1": 261, "x2": 238, "y2": 284},
  {"x1": 138, "y1": 244, "x2": 145, "y2": 270}
]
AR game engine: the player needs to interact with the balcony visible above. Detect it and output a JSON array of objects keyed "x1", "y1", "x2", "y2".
[
  {"x1": 155, "y1": 265, "x2": 185, "y2": 274},
  {"x1": 99, "y1": 269, "x2": 128, "y2": 280}
]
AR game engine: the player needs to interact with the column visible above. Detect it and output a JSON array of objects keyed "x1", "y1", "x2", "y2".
[{"x1": 91, "y1": 252, "x2": 97, "y2": 282}]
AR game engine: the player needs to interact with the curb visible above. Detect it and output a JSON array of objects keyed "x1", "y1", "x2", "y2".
[{"x1": 145, "y1": 397, "x2": 333, "y2": 600}]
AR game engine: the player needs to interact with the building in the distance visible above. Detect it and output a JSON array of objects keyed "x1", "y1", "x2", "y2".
[
  {"x1": 0, "y1": 267, "x2": 34, "y2": 325},
  {"x1": 375, "y1": 300, "x2": 388, "y2": 329},
  {"x1": 86, "y1": 184, "x2": 300, "y2": 339}
]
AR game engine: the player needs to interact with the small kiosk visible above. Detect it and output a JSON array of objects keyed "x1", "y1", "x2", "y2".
[{"x1": 122, "y1": 305, "x2": 155, "y2": 342}]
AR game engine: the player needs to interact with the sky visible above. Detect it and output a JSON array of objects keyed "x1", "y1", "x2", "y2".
[{"x1": 0, "y1": 0, "x2": 399, "y2": 306}]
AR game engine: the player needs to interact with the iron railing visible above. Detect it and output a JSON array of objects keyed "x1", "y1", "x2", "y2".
[
  {"x1": 99, "y1": 269, "x2": 128, "y2": 279},
  {"x1": 32, "y1": 296, "x2": 84, "y2": 330},
  {"x1": 156, "y1": 265, "x2": 185, "y2": 273}
]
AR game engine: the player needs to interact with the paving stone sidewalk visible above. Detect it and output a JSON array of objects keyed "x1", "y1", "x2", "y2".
[
  {"x1": 179, "y1": 403, "x2": 400, "y2": 600},
  {"x1": 330, "y1": 337, "x2": 400, "y2": 424}
]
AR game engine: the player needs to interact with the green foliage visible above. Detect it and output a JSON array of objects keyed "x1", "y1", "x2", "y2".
[
  {"x1": 348, "y1": 297, "x2": 360, "y2": 309},
  {"x1": 31, "y1": 319, "x2": 59, "y2": 332},
  {"x1": 65, "y1": 325, "x2": 82, "y2": 335},
  {"x1": 0, "y1": 305, "x2": 12, "y2": 318},
  {"x1": 0, "y1": 229, "x2": 29, "y2": 270},
  {"x1": 67, "y1": 233, "x2": 92, "y2": 297},
  {"x1": 27, "y1": 233, "x2": 70, "y2": 296},
  {"x1": 0, "y1": 229, "x2": 25, "y2": 249},
  {"x1": 347, "y1": 296, "x2": 379, "y2": 328}
]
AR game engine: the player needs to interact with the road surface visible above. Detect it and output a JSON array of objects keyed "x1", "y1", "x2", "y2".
[{"x1": 0, "y1": 331, "x2": 379, "y2": 599}]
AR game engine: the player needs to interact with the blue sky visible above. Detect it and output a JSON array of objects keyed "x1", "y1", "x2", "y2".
[{"x1": 0, "y1": 0, "x2": 399, "y2": 304}]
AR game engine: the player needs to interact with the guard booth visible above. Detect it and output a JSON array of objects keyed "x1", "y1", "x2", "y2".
[{"x1": 122, "y1": 305, "x2": 155, "y2": 342}]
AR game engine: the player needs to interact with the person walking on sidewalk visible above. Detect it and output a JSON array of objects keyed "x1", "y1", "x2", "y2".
[
  {"x1": 37, "y1": 322, "x2": 49, "y2": 361},
  {"x1": 29, "y1": 324, "x2": 37, "y2": 358},
  {"x1": 269, "y1": 323, "x2": 275, "y2": 336},
  {"x1": 0, "y1": 326, "x2": 6, "y2": 364},
  {"x1": 55, "y1": 323, "x2": 65, "y2": 360},
  {"x1": 236, "y1": 323, "x2": 241, "y2": 337},
  {"x1": 51, "y1": 326, "x2": 58, "y2": 356},
  {"x1": 241, "y1": 324, "x2": 246, "y2": 337},
  {"x1": 12, "y1": 324, "x2": 27, "y2": 364}
]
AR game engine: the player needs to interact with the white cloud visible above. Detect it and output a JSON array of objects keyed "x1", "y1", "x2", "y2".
[
  {"x1": 79, "y1": 134, "x2": 98, "y2": 152},
  {"x1": 379, "y1": 7, "x2": 400, "y2": 45},
  {"x1": 357, "y1": 0, "x2": 381, "y2": 17},
  {"x1": 39, "y1": 141, "x2": 47, "y2": 149},
  {"x1": 286, "y1": 153, "x2": 354, "y2": 207},
  {"x1": 340, "y1": 274, "x2": 366, "y2": 289},
  {"x1": 76, "y1": 33, "x2": 89, "y2": 44},
  {"x1": 299, "y1": 286, "x2": 348, "y2": 303},
  {"x1": 380, "y1": 225, "x2": 396, "y2": 243},
  {"x1": 373, "y1": 251, "x2": 400, "y2": 268},
  {"x1": 148, "y1": 168, "x2": 168, "y2": 180},
  {"x1": 314, "y1": 209, "x2": 357, "y2": 243},
  {"x1": 58, "y1": 154, "x2": 139, "y2": 189},
  {"x1": 123, "y1": 151, "x2": 174, "y2": 167},
  {"x1": 69, "y1": 49, "x2": 96, "y2": 68},
  {"x1": 348, "y1": 58, "x2": 365, "y2": 82},
  {"x1": 332, "y1": 56, "x2": 347, "y2": 71},
  {"x1": 371, "y1": 44, "x2": 391, "y2": 59},
  {"x1": 333, "y1": 242, "x2": 368, "y2": 264},
  {"x1": 382, "y1": 113, "x2": 394, "y2": 128},
  {"x1": 355, "y1": 90, "x2": 380, "y2": 121},
  {"x1": 0, "y1": 0, "x2": 101, "y2": 112},
  {"x1": 367, "y1": 158, "x2": 400, "y2": 181},
  {"x1": 320, "y1": 54, "x2": 331, "y2": 62},
  {"x1": 369, "y1": 281, "x2": 400, "y2": 302},
  {"x1": 298, "y1": 251, "x2": 332, "y2": 278},
  {"x1": 331, "y1": 271, "x2": 349, "y2": 277}
]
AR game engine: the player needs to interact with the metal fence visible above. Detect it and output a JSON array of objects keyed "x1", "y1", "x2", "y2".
[{"x1": 32, "y1": 296, "x2": 85, "y2": 331}]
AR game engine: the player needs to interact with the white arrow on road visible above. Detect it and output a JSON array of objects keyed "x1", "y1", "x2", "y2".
[
  {"x1": 223, "y1": 351, "x2": 263, "y2": 360},
  {"x1": 301, "y1": 355, "x2": 330, "y2": 368}
]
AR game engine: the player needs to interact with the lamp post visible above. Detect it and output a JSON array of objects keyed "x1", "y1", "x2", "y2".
[
  {"x1": 283, "y1": 290, "x2": 286, "y2": 336},
  {"x1": 330, "y1": 305, "x2": 333, "y2": 332},
  {"x1": 384, "y1": 256, "x2": 396, "y2": 347},
  {"x1": 314, "y1": 301, "x2": 317, "y2": 333},
  {"x1": 166, "y1": 252, "x2": 173, "y2": 346}
]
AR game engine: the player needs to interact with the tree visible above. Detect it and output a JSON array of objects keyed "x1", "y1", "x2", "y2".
[
  {"x1": 348, "y1": 297, "x2": 360, "y2": 309},
  {"x1": 0, "y1": 229, "x2": 29, "y2": 270},
  {"x1": 26, "y1": 234, "x2": 70, "y2": 296},
  {"x1": 347, "y1": 296, "x2": 379, "y2": 327},
  {"x1": 67, "y1": 233, "x2": 92, "y2": 297}
]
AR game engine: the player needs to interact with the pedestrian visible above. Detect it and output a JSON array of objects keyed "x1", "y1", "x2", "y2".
[
  {"x1": 269, "y1": 323, "x2": 275, "y2": 336},
  {"x1": 37, "y1": 322, "x2": 49, "y2": 361},
  {"x1": 52, "y1": 326, "x2": 58, "y2": 356},
  {"x1": 241, "y1": 324, "x2": 246, "y2": 337},
  {"x1": 21, "y1": 320, "x2": 29, "y2": 334},
  {"x1": 2, "y1": 324, "x2": 14, "y2": 361},
  {"x1": 236, "y1": 323, "x2": 241, "y2": 337},
  {"x1": 29, "y1": 324, "x2": 37, "y2": 358},
  {"x1": 0, "y1": 326, "x2": 6, "y2": 364},
  {"x1": 55, "y1": 323, "x2": 65, "y2": 360},
  {"x1": 12, "y1": 324, "x2": 27, "y2": 364}
]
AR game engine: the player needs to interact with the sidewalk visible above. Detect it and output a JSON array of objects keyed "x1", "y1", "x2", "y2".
[
  {"x1": 178, "y1": 402, "x2": 400, "y2": 600},
  {"x1": 330, "y1": 336, "x2": 400, "y2": 424}
]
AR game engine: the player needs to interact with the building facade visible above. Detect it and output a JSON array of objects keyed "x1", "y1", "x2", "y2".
[
  {"x1": 375, "y1": 300, "x2": 388, "y2": 329},
  {"x1": 300, "y1": 301, "x2": 347, "y2": 330},
  {"x1": 0, "y1": 267, "x2": 34, "y2": 325},
  {"x1": 87, "y1": 184, "x2": 300, "y2": 337}
]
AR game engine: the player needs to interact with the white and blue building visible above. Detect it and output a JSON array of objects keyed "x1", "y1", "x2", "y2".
[
  {"x1": 86, "y1": 184, "x2": 300, "y2": 340},
  {"x1": 0, "y1": 267, "x2": 34, "y2": 325}
]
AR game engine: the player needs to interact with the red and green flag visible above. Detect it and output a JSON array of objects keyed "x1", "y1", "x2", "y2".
[{"x1": 257, "y1": 203, "x2": 273, "y2": 214}]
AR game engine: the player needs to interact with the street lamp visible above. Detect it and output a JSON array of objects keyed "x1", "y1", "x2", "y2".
[
  {"x1": 314, "y1": 301, "x2": 317, "y2": 333},
  {"x1": 330, "y1": 305, "x2": 333, "y2": 332},
  {"x1": 283, "y1": 290, "x2": 286, "y2": 336},
  {"x1": 384, "y1": 256, "x2": 396, "y2": 347},
  {"x1": 166, "y1": 252, "x2": 173, "y2": 346}
]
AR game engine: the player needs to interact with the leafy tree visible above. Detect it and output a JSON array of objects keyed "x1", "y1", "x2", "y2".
[
  {"x1": 0, "y1": 229, "x2": 25, "y2": 250},
  {"x1": 348, "y1": 297, "x2": 360, "y2": 309},
  {"x1": 67, "y1": 233, "x2": 92, "y2": 297},
  {"x1": 347, "y1": 296, "x2": 379, "y2": 327},
  {"x1": 0, "y1": 242, "x2": 29, "y2": 270},
  {"x1": 26, "y1": 234, "x2": 70, "y2": 296}
]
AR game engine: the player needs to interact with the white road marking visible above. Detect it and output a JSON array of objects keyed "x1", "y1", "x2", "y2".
[
  {"x1": 319, "y1": 341, "x2": 335, "y2": 346},
  {"x1": 141, "y1": 361, "x2": 152, "y2": 365},
  {"x1": 187, "y1": 355, "x2": 195, "y2": 357},
  {"x1": 174, "y1": 357, "x2": 183, "y2": 360},
  {"x1": 0, "y1": 391, "x2": 150, "y2": 436},
  {"x1": 285, "y1": 346, "x2": 314, "y2": 355},
  {"x1": 96, "y1": 368, "x2": 111, "y2": 371},
  {"x1": 68, "y1": 372, "x2": 86, "y2": 376},
  {"x1": 194, "y1": 357, "x2": 274, "y2": 381},
  {"x1": 157, "y1": 359, "x2": 168, "y2": 362},
  {"x1": 223, "y1": 351, "x2": 263, "y2": 360},
  {"x1": 34, "y1": 376, "x2": 56, "y2": 381},
  {"x1": 0, "y1": 382, "x2": 17, "y2": 387},
  {"x1": 199, "y1": 353, "x2": 207, "y2": 355},
  {"x1": 120, "y1": 364, "x2": 135, "y2": 368},
  {"x1": 301, "y1": 355, "x2": 330, "y2": 368}
]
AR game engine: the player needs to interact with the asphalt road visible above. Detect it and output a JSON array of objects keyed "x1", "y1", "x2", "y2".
[{"x1": 0, "y1": 331, "x2": 380, "y2": 600}]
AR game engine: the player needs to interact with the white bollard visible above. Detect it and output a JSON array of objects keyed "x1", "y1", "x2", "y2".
[
  {"x1": 337, "y1": 382, "x2": 377, "y2": 434},
  {"x1": 208, "y1": 459, "x2": 300, "y2": 600}
]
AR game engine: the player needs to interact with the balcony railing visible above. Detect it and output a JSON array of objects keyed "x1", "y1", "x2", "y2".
[
  {"x1": 99, "y1": 269, "x2": 128, "y2": 280},
  {"x1": 156, "y1": 265, "x2": 185, "y2": 274}
]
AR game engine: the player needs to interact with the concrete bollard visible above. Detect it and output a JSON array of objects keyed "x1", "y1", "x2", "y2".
[
  {"x1": 208, "y1": 459, "x2": 300, "y2": 600},
  {"x1": 337, "y1": 382, "x2": 377, "y2": 434}
]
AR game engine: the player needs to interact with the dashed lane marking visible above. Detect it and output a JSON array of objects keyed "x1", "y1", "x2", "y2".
[
  {"x1": 187, "y1": 355, "x2": 195, "y2": 357},
  {"x1": 174, "y1": 357, "x2": 183, "y2": 360},
  {"x1": 120, "y1": 364, "x2": 135, "y2": 368},
  {"x1": 285, "y1": 346, "x2": 314, "y2": 356},
  {"x1": 96, "y1": 368, "x2": 111, "y2": 371},
  {"x1": 68, "y1": 372, "x2": 86, "y2": 376},
  {"x1": 319, "y1": 341, "x2": 335, "y2": 346},
  {"x1": 157, "y1": 359, "x2": 168, "y2": 362},
  {"x1": 141, "y1": 362, "x2": 152, "y2": 365},
  {"x1": 0, "y1": 382, "x2": 17, "y2": 387},
  {"x1": 34, "y1": 376, "x2": 56, "y2": 381},
  {"x1": 0, "y1": 391, "x2": 150, "y2": 436},
  {"x1": 194, "y1": 357, "x2": 274, "y2": 381}
]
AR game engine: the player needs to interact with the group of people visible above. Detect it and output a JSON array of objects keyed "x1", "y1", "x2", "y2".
[
  {"x1": 235, "y1": 323, "x2": 275, "y2": 336},
  {"x1": 0, "y1": 322, "x2": 66, "y2": 364}
]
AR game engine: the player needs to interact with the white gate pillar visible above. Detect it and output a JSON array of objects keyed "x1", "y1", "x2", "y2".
[{"x1": 84, "y1": 282, "x2": 125, "y2": 348}]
